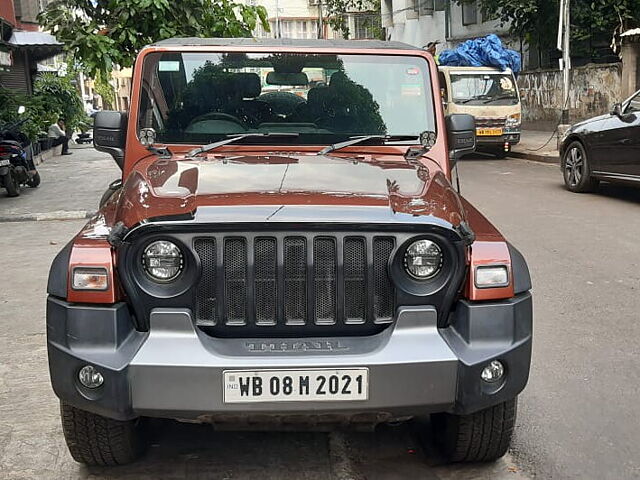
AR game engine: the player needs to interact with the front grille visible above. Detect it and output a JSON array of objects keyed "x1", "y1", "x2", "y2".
[
  {"x1": 475, "y1": 117, "x2": 506, "y2": 128},
  {"x1": 194, "y1": 234, "x2": 395, "y2": 336}
]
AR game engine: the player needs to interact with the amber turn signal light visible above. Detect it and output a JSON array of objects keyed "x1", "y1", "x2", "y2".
[{"x1": 71, "y1": 267, "x2": 109, "y2": 291}]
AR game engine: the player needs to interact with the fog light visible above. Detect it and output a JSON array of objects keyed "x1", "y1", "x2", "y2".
[
  {"x1": 481, "y1": 360, "x2": 504, "y2": 383},
  {"x1": 78, "y1": 365, "x2": 104, "y2": 389}
]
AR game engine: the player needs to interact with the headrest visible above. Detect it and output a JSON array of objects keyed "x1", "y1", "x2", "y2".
[{"x1": 236, "y1": 73, "x2": 261, "y2": 98}]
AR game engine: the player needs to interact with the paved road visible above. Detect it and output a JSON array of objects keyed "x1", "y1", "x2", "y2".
[{"x1": 1, "y1": 150, "x2": 639, "y2": 479}]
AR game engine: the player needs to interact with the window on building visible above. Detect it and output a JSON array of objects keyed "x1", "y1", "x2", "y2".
[
  {"x1": 434, "y1": 0, "x2": 445, "y2": 11},
  {"x1": 462, "y1": 1, "x2": 478, "y2": 25},
  {"x1": 280, "y1": 20, "x2": 316, "y2": 39},
  {"x1": 354, "y1": 14, "x2": 381, "y2": 39},
  {"x1": 418, "y1": 0, "x2": 434, "y2": 16},
  {"x1": 407, "y1": 0, "x2": 419, "y2": 20}
]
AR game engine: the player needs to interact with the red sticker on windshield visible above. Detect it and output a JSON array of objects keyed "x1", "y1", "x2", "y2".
[{"x1": 406, "y1": 67, "x2": 420, "y2": 75}]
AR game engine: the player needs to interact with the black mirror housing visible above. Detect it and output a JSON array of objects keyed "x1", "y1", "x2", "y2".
[
  {"x1": 94, "y1": 111, "x2": 127, "y2": 170},
  {"x1": 446, "y1": 114, "x2": 476, "y2": 165}
]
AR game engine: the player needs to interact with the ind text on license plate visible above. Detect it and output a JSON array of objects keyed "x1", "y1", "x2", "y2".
[
  {"x1": 476, "y1": 127, "x2": 503, "y2": 136},
  {"x1": 223, "y1": 368, "x2": 369, "y2": 403}
]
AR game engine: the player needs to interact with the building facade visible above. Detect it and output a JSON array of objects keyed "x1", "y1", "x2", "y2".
[
  {"x1": 381, "y1": 0, "x2": 522, "y2": 62},
  {"x1": 1, "y1": 0, "x2": 61, "y2": 93}
]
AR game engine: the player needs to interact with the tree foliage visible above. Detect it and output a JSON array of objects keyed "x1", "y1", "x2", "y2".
[
  {"x1": 463, "y1": 0, "x2": 640, "y2": 52},
  {"x1": 38, "y1": 0, "x2": 269, "y2": 78}
]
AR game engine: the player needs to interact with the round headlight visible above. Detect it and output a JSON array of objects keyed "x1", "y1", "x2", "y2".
[
  {"x1": 142, "y1": 240, "x2": 183, "y2": 282},
  {"x1": 403, "y1": 239, "x2": 443, "y2": 280}
]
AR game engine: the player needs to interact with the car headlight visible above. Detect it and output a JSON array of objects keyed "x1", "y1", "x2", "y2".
[
  {"x1": 403, "y1": 239, "x2": 443, "y2": 279},
  {"x1": 142, "y1": 240, "x2": 183, "y2": 281},
  {"x1": 505, "y1": 113, "x2": 521, "y2": 128}
]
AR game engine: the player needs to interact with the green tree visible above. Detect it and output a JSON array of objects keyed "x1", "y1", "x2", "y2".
[
  {"x1": 462, "y1": 0, "x2": 640, "y2": 62},
  {"x1": 38, "y1": 0, "x2": 269, "y2": 79},
  {"x1": 33, "y1": 73, "x2": 87, "y2": 132}
]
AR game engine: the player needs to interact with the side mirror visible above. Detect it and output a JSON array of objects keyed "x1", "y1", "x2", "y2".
[
  {"x1": 445, "y1": 114, "x2": 476, "y2": 166},
  {"x1": 17, "y1": 105, "x2": 25, "y2": 115},
  {"x1": 94, "y1": 111, "x2": 127, "y2": 170},
  {"x1": 611, "y1": 103, "x2": 622, "y2": 117}
]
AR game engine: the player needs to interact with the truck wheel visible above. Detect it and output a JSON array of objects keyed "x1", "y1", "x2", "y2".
[
  {"x1": 60, "y1": 402, "x2": 145, "y2": 466},
  {"x1": 5, "y1": 170, "x2": 20, "y2": 197},
  {"x1": 431, "y1": 397, "x2": 517, "y2": 463}
]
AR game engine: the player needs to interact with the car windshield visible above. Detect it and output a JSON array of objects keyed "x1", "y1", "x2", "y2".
[
  {"x1": 450, "y1": 73, "x2": 518, "y2": 105},
  {"x1": 137, "y1": 52, "x2": 436, "y2": 145}
]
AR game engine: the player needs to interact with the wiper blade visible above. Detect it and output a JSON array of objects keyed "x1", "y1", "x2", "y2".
[
  {"x1": 187, "y1": 132, "x2": 299, "y2": 157},
  {"x1": 319, "y1": 135, "x2": 418, "y2": 155},
  {"x1": 482, "y1": 95, "x2": 517, "y2": 104},
  {"x1": 457, "y1": 96, "x2": 485, "y2": 104}
]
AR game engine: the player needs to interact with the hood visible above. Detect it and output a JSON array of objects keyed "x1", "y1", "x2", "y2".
[
  {"x1": 570, "y1": 113, "x2": 610, "y2": 132},
  {"x1": 115, "y1": 153, "x2": 466, "y2": 228}
]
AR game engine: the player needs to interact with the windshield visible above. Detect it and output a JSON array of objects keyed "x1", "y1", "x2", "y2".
[
  {"x1": 450, "y1": 73, "x2": 518, "y2": 105},
  {"x1": 137, "y1": 52, "x2": 436, "y2": 145}
]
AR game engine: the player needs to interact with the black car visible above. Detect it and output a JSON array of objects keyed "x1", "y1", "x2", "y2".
[{"x1": 560, "y1": 89, "x2": 640, "y2": 192}]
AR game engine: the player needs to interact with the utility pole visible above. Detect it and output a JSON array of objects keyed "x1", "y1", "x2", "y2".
[
  {"x1": 275, "y1": 0, "x2": 281, "y2": 38},
  {"x1": 557, "y1": 0, "x2": 571, "y2": 124}
]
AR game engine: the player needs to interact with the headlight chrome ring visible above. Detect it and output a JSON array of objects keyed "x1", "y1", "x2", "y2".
[
  {"x1": 403, "y1": 239, "x2": 443, "y2": 280},
  {"x1": 142, "y1": 240, "x2": 184, "y2": 282}
]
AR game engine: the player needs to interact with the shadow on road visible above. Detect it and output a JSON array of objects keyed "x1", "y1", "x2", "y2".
[{"x1": 79, "y1": 419, "x2": 523, "y2": 480}]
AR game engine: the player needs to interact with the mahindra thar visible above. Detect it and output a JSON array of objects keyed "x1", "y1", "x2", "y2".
[{"x1": 47, "y1": 38, "x2": 532, "y2": 466}]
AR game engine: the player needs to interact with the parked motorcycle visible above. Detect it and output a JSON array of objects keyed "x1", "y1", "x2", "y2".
[{"x1": 0, "y1": 106, "x2": 41, "y2": 197}]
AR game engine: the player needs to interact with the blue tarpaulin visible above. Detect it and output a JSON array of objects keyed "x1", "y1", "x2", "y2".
[{"x1": 438, "y1": 35, "x2": 521, "y2": 74}]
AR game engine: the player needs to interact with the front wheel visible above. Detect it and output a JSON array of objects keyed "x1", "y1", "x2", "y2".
[
  {"x1": 431, "y1": 398, "x2": 517, "y2": 463},
  {"x1": 60, "y1": 402, "x2": 145, "y2": 466},
  {"x1": 562, "y1": 141, "x2": 599, "y2": 192}
]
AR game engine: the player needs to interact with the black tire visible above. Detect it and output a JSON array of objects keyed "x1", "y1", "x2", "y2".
[
  {"x1": 431, "y1": 398, "x2": 517, "y2": 463},
  {"x1": 27, "y1": 171, "x2": 41, "y2": 188},
  {"x1": 4, "y1": 170, "x2": 20, "y2": 197},
  {"x1": 562, "y1": 141, "x2": 599, "y2": 193},
  {"x1": 60, "y1": 402, "x2": 145, "y2": 466}
]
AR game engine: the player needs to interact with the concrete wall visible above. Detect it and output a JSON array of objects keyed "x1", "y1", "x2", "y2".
[{"x1": 518, "y1": 63, "x2": 622, "y2": 124}]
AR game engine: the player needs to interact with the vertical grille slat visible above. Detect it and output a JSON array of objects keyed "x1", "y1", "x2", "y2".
[
  {"x1": 194, "y1": 238, "x2": 217, "y2": 326},
  {"x1": 284, "y1": 237, "x2": 307, "y2": 325},
  {"x1": 224, "y1": 238, "x2": 247, "y2": 326},
  {"x1": 194, "y1": 233, "x2": 397, "y2": 335},
  {"x1": 373, "y1": 237, "x2": 395, "y2": 323},
  {"x1": 344, "y1": 237, "x2": 366, "y2": 324},
  {"x1": 254, "y1": 238, "x2": 277, "y2": 326},
  {"x1": 314, "y1": 237, "x2": 337, "y2": 325}
]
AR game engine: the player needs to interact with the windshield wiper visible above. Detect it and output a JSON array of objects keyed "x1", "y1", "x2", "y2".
[
  {"x1": 319, "y1": 135, "x2": 418, "y2": 155},
  {"x1": 187, "y1": 132, "x2": 299, "y2": 157},
  {"x1": 482, "y1": 95, "x2": 517, "y2": 104},
  {"x1": 457, "y1": 96, "x2": 486, "y2": 104}
]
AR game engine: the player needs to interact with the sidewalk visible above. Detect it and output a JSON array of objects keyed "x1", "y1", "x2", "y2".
[
  {"x1": 510, "y1": 129, "x2": 560, "y2": 163},
  {"x1": 0, "y1": 145, "x2": 120, "y2": 222}
]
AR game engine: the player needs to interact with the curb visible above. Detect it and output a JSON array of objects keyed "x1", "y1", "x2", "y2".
[
  {"x1": 0, "y1": 210, "x2": 95, "y2": 223},
  {"x1": 509, "y1": 150, "x2": 559, "y2": 164}
]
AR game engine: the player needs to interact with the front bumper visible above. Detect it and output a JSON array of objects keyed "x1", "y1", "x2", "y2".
[
  {"x1": 47, "y1": 293, "x2": 532, "y2": 422},
  {"x1": 476, "y1": 132, "x2": 521, "y2": 147}
]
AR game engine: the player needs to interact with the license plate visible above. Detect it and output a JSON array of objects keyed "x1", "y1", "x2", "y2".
[
  {"x1": 0, "y1": 159, "x2": 10, "y2": 167},
  {"x1": 223, "y1": 368, "x2": 369, "y2": 403},
  {"x1": 476, "y1": 127, "x2": 503, "y2": 136}
]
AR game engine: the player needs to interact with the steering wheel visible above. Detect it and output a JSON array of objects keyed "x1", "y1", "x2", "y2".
[{"x1": 187, "y1": 112, "x2": 247, "y2": 129}]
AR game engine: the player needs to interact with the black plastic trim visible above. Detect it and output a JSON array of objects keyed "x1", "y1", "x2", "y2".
[
  {"x1": 440, "y1": 292, "x2": 533, "y2": 415},
  {"x1": 47, "y1": 240, "x2": 73, "y2": 299},
  {"x1": 46, "y1": 296, "x2": 146, "y2": 421},
  {"x1": 507, "y1": 243, "x2": 532, "y2": 294}
]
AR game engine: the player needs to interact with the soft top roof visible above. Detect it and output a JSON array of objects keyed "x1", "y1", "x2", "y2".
[{"x1": 151, "y1": 37, "x2": 423, "y2": 51}]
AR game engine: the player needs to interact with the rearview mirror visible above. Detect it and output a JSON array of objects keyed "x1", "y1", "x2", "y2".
[
  {"x1": 94, "y1": 111, "x2": 127, "y2": 170},
  {"x1": 611, "y1": 103, "x2": 622, "y2": 117},
  {"x1": 17, "y1": 105, "x2": 25, "y2": 115},
  {"x1": 446, "y1": 114, "x2": 476, "y2": 166}
]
